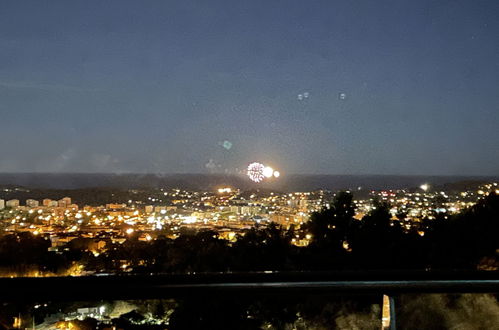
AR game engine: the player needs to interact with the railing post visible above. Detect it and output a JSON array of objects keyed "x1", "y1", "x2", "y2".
[{"x1": 382, "y1": 294, "x2": 396, "y2": 330}]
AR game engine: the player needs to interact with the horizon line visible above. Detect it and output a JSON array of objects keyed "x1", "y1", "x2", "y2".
[{"x1": 0, "y1": 172, "x2": 497, "y2": 178}]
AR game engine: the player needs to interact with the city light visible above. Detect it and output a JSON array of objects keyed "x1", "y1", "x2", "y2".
[{"x1": 182, "y1": 216, "x2": 197, "y2": 224}]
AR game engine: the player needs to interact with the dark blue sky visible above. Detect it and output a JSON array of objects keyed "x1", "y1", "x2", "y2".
[{"x1": 1, "y1": 0, "x2": 498, "y2": 175}]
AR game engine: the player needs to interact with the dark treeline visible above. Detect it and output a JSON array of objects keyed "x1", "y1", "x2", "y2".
[{"x1": 0, "y1": 192, "x2": 498, "y2": 275}]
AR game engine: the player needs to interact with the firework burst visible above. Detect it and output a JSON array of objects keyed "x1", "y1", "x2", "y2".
[{"x1": 247, "y1": 162, "x2": 265, "y2": 183}]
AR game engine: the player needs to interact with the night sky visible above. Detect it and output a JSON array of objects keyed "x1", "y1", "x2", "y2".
[{"x1": 1, "y1": 0, "x2": 498, "y2": 175}]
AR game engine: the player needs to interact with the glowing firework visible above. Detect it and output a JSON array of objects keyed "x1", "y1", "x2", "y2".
[
  {"x1": 247, "y1": 162, "x2": 265, "y2": 183},
  {"x1": 263, "y1": 166, "x2": 274, "y2": 178}
]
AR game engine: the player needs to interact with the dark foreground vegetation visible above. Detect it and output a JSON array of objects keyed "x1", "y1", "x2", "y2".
[{"x1": 2, "y1": 293, "x2": 499, "y2": 329}]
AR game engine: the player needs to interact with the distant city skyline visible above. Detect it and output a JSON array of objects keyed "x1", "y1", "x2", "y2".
[{"x1": 1, "y1": 1, "x2": 498, "y2": 175}]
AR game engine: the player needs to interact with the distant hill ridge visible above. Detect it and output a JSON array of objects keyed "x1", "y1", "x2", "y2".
[{"x1": 0, "y1": 173, "x2": 497, "y2": 192}]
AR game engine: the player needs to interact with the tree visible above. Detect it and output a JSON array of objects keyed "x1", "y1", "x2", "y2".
[{"x1": 306, "y1": 191, "x2": 357, "y2": 248}]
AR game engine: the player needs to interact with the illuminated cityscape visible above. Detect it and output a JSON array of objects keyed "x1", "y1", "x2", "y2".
[{"x1": 0, "y1": 181, "x2": 497, "y2": 273}]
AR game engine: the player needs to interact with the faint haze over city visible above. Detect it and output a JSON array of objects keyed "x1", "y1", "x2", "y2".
[{"x1": 1, "y1": 0, "x2": 498, "y2": 175}]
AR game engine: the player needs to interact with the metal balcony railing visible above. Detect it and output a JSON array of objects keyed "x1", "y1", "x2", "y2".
[{"x1": 1, "y1": 271, "x2": 498, "y2": 329}]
